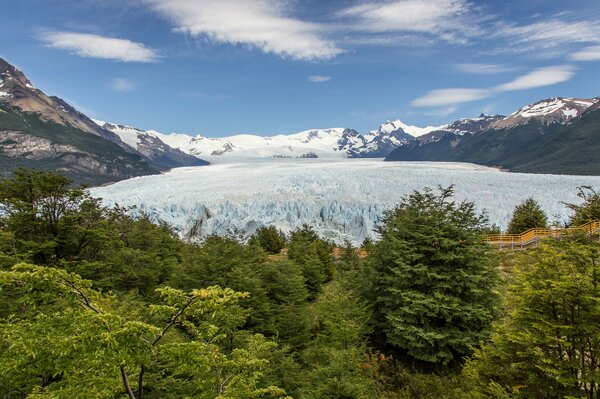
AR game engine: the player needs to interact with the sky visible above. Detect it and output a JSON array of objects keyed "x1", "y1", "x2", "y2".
[{"x1": 2, "y1": 0, "x2": 600, "y2": 137}]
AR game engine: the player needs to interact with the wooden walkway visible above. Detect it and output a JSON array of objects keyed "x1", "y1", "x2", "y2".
[
  {"x1": 265, "y1": 221, "x2": 600, "y2": 261},
  {"x1": 483, "y1": 220, "x2": 600, "y2": 249}
]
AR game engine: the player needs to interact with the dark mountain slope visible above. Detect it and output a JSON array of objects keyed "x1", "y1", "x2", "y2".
[
  {"x1": 386, "y1": 99, "x2": 600, "y2": 175},
  {"x1": 0, "y1": 103, "x2": 157, "y2": 185}
]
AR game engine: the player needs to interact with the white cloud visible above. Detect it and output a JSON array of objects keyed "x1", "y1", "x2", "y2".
[
  {"x1": 40, "y1": 31, "x2": 158, "y2": 62},
  {"x1": 495, "y1": 65, "x2": 575, "y2": 91},
  {"x1": 111, "y1": 78, "x2": 135, "y2": 92},
  {"x1": 422, "y1": 106, "x2": 458, "y2": 117},
  {"x1": 413, "y1": 65, "x2": 576, "y2": 108},
  {"x1": 412, "y1": 88, "x2": 490, "y2": 107},
  {"x1": 455, "y1": 63, "x2": 515, "y2": 74},
  {"x1": 337, "y1": 0, "x2": 481, "y2": 44},
  {"x1": 570, "y1": 45, "x2": 600, "y2": 62},
  {"x1": 308, "y1": 75, "x2": 331, "y2": 83},
  {"x1": 145, "y1": 0, "x2": 342, "y2": 61},
  {"x1": 493, "y1": 19, "x2": 600, "y2": 53}
]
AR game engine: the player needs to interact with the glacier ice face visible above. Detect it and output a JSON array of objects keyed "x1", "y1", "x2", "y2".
[{"x1": 89, "y1": 159, "x2": 600, "y2": 245}]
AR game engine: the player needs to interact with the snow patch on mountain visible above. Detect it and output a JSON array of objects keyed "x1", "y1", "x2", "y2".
[
  {"x1": 492, "y1": 97, "x2": 599, "y2": 129},
  {"x1": 370, "y1": 119, "x2": 444, "y2": 138}
]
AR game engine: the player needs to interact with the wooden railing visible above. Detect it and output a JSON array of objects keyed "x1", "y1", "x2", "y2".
[{"x1": 483, "y1": 220, "x2": 600, "y2": 248}]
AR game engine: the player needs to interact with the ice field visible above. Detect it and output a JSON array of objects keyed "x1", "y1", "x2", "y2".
[{"x1": 89, "y1": 159, "x2": 600, "y2": 244}]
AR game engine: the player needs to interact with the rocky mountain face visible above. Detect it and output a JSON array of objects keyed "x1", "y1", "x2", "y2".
[
  {"x1": 0, "y1": 58, "x2": 125, "y2": 146},
  {"x1": 148, "y1": 121, "x2": 436, "y2": 159},
  {"x1": 0, "y1": 57, "x2": 207, "y2": 185},
  {"x1": 94, "y1": 121, "x2": 208, "y2": 169},
  {"x1": 385, "y1": 97, "x2": 600, "y2": 175}
]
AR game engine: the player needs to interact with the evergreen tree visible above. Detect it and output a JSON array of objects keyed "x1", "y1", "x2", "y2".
[
  {"x1": 249, "y1": 226, "x2": 287, "y2": 254},
  {"x1": 288, "y1": 225, "x2": 334, "y2": 298},
  {"x1": 564, "y1": 185, "x2": 600, "y2": 226},
  {"x1": 465, "y1": 238, "x2": 600, "y2": 399},
  {"x1": 507, "y1": 197, "x2": 548, "y2": 234},
  {"x1": 372, "y1": 186, "x2": 500, "y2": 367}
]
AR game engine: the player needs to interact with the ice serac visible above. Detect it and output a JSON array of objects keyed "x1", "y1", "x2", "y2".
[{"x1": 89, "y1": 159, "x2": 600, "y2": 246}]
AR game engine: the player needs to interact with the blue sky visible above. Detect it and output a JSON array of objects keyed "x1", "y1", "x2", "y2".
[{"x1": 2, "y1": 0, "x2": 600, "y2": 136}]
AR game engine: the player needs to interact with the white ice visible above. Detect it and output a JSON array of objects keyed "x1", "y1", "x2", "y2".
[{"x1": 89, "y1": 159, "x2": 600, "y2": 245}]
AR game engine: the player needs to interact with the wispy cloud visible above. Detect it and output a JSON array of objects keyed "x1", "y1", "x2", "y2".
[
  {"x1": 492, "y1": 19, "x2": 600, "y2": 54},
  {"x1": 422, "y1": 106, "x2": 458, "y2": 117},
  {"x1": 40, "y1": 31, "x2": 158, "y2": 62},
  {"x1": 412, "y1": 88, "x2": 490, "y2": 107},
  {"x1": 495, "y1": 65, "x2": 575, "y2": 91},
  {"x1": 337, "y1": 0, "x2": 482, "y2": 45},
  {"x1": 308, "y1": 75, "x2": 331, "y2": 83},
  {"x1": 144, "y1": 0, "x2": 342, "y2": 61},
  {"x1": 111, "y1": 78, "x2": 135, "y2": 92},
  {"x1": 570, "y1": 45, "x2": 600, "y2": 62},
  {"x1": 455, "y1": 63, "x2": 515, "y2": 74},
  {"x1": 413, "y1": 65, "x2": 575, "y2": 107}
]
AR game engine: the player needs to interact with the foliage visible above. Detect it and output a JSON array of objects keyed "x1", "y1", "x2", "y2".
[
  {"x1": 0, "y1": 168, "x2": 105, "y2": 264},
  {"x1": 464, "y1": 238, "x2": 600, "y2": 399},
  {"x1": 6, "y1": 169, "x2": 600, "y2": 398},
  {"x1": 299, "y1": 274, "x2": 375, "y2": 399},
  {"x1": 249, "y1": 226, "x2": 287, "y2": 254},
  {"x1": 564, "y1": 185, "x2": 600, "y2": 226},
  {"x1": 0, "y1": 264, "x2": 287, "y2": 399},
  {"x1": 371, "y1": 186, "x2": 500, "y2": 367},
  {"x1": 507, "y1": 197, "x2": 548, "y2": 234},
  {"x1": 288, "y1": 225, "x2": 335, "y2": 298}
]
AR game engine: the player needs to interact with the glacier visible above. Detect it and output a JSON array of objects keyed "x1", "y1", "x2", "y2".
[{"x1": 89, "y1": 159, "x2": 600, "y2": 245}]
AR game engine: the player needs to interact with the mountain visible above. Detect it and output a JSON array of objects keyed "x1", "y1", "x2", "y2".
[
  {"x1": 0, "y1": 57, "x2": 207, "y2": 185},
  {"x1": 490, "y1": 97, "x2": 598, "y2": 129},
  {"x1": 155, "y1": 127, "x2": 355, "y2": 158},
  {"x1": 93, "y1": 121, "x2": 208, "y2": 169},
  {"x1": 385, "y1": 97, "x2": 600, "y2": 175},
  {"x1": 147, "y1": 120, "x2": 438, "y2": 159}
]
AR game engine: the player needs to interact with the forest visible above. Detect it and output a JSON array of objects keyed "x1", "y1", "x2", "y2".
[{"x1": 1, "y1": 168, "x2": 600, "y2": 399}]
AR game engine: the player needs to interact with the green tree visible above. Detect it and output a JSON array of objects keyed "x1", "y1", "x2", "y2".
[
  {"x1": 249, "y1": 226, "x2": 287, "y2": 254},
  {"x1": 259, "y1": 260, "x2": 310, "y2": 349},
  {"x1": 565, "y1": 185, "x2": 600, "y2": 226},
  {"x1": 0, "y1": 264, "x2": 288, "y2": 399},
  {"x1": 507, "y1": 198, "x2": 548, "y2": 234},
  {"x1": 371, "y1": 186, "x2": 500, "y2": 367},
  {"x1": 176, "y1": 235, "x2": 272, "y2": 332},
  {"x1": 288, "y1": 225, "x2": 334, "y2": 298},
  {"x1": 0, "y1": 169, "x2": 105, "y2": 264},
  {"x1": 299, "y1": 277, "x2": 376, "y2": 399},
  {"x1": 464, "y1": 238, "x2": 600, "y2": 399}
]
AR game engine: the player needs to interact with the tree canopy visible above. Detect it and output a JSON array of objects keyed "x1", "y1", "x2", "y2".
[
  {"x1": 371, "y1": 186, "x2": 500, "y2": 367},
  {"x1": 507, "y1": 197, "x2": 548, "y2": 234}
]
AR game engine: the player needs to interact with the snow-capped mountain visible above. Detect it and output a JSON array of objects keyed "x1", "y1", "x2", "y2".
[
  {"x1": 93, "y1": 120, "x2": 208, "y2": 168},
  {"x1": 117, "y1": 119, "x2": 444, "y2": 159},
  {"x1": 491, "y1": 97, "x2": 599, "y2": 129},
  {"x1": 371, "y1": 119, "x2": 445, "y2": 138},
  {"x1": 443, "y1": 114, "x2": 504, "y2": 135},
  {"x1": 155, "y1": 127, "x2": 353, "y2": 158},
  {"x1": 385, "y1": 97, "x2": 600, "y2": 175}
]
